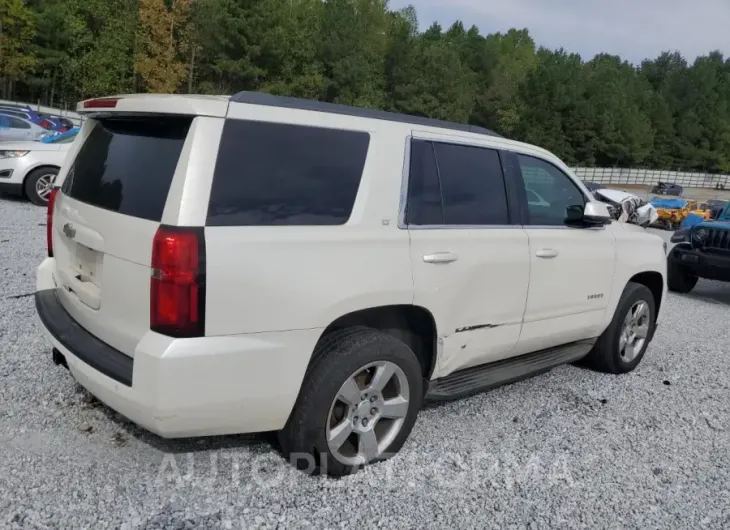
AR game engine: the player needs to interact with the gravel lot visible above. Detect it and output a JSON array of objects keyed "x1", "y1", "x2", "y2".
[{"x1": 1, "y1": 197, "x2": 729, "y2": 529}]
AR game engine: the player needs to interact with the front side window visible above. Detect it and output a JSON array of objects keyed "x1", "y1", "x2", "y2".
[
  {"x1": 406, "y1": 139, "x2": 509, "y2": 226},
  {"x1": 517, "y1": 154, "x2": 586, "y2": 226}
]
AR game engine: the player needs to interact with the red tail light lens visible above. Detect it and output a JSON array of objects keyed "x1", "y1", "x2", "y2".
[
  {"x1": 83, "y1": 98, "x2": 119, "y2": 109},
  {"x1": 150, "y1": 226, "x2": 205, "y2": 338},
  {"x1": 40, "y1": 120, "x2": 53, "y2": 129},
  {"x1": 47, "y1": 188, "x2": 59, "y2": 257}
]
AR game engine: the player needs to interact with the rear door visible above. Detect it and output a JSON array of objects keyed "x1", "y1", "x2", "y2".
[
  {"x1": 406, "y1": 136, "x2": 530, "y2": 378},
  {"x1": 51, "y1": 115, "x2": 195, "y2": 357}
]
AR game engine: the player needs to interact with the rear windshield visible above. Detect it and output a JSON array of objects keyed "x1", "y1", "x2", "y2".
[
  {"x1": 207, "y1": 120, "x2": 370, "y2": 226},
  {"x1": 61, "y1": 117, "x2": 191, "y2": 221}
]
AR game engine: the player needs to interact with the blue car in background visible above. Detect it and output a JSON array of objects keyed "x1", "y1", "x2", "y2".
[
  {"x1": 0, "y1": 105, "x2": 72, "y2": 132},
  {"x1": 0, "y1": 105, "x2": 43, "y2": 125},
  {"x1": 40, "y1": 127, "x2": 79, "y2": 143}
]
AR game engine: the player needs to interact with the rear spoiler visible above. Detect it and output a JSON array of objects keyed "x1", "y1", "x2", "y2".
[{"x1": 77, "y1": 95, "x2": 230, "y2": 118}]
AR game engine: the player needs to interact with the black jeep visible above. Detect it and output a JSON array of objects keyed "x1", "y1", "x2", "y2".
[
  {"x1": 668, "y1": 203, "x2": 730, "y2": 293},
  {"x1": 651, "y1": 181, "x2": 683, "y2": 196}
]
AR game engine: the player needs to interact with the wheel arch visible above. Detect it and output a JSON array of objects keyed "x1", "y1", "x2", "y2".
[
  {"x1": 312, "y1": 304, "x2": 439, "y2": 380},
  {"x1": 22, "y1": 164, "x2": 61, "y2": 198},
  {"x1": 628, "y1": 270, "x2": 664, "y2": 329}
]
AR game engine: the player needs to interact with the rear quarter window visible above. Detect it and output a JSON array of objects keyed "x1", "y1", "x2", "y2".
[
  {"x1": 207, "y1": 120, "x2": 370, "y2": 226},
  {"x1": 61, "y1": 117, "x2": 191, "y2": 221}
]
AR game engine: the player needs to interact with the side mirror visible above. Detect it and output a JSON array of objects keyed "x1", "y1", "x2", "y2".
[
  {"x1": 565, "y1": 205, "x2": 584, "y2": 224},
  {"x1": 565, "y1": 202, "x2": 611, "y2": 227},
  {"x1": 582, "y1": 201, "x2": 612, "y2": 226}
]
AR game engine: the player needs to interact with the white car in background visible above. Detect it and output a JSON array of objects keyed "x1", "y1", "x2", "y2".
[
  {"x1": 0, "y1": 113, "x2": 50, "y2": 142},
  {"x1": 0, "y1": 133, "x2": 75, "y2": 205}
]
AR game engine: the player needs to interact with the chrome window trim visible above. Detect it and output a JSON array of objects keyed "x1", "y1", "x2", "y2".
[
  {"x1": 397, "y1": 134, "x2": 602, "y2": 231},
  {"x1": 407, "y1": 224, "x2": 521, "y2": 230},
  {"x1": 397, "y1": 135, "x2": 412, "y2": 229},
  {"x1": 405, "y1": 224, "x2": 605, "y2": 231}
]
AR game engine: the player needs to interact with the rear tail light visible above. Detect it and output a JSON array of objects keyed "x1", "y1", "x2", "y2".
[
  {"x1": 40, "y1": 120, "x2": 53, "y2": 129},
  {"x1": 47, "y1": 188, "x2": 59, "y2": 257},
  {"x1": 150, "y1": 226, "x2": 206, "y2": 338}
]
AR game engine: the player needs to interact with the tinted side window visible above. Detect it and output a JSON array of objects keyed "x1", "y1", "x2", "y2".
[
  {"x1": 433, "y1": 142, "x2": 509, "y2": 225},
  {"x1": 8, "y1": 117, "x2": 30, "y2": 129},
  {"x1": 62, "y1": 117, "x2": 191, "y2": 221},
  {"x1": 405, "y1": 140, "x2": 443, "y2": 225},
  {"x1": 517, "y1": 154, "x2": 586, "y2": 226},
  {"x1": 207, "y1": 120, "x2": 370, "y2": 226}
]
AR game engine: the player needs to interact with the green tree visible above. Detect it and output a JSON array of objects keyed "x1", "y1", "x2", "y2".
[
  {"x1": 390, "y1": 34, "x2": 475, "y2": 123},
  {"x1": 0, "y1": 0, "x2": 37, "y2": 98},
  {"x1": 318, "y1": 0, "x2": 389, "y2": 107},
  {"x1": 516, "y1": 48, "x2": 584, "y2": 163},
  {"x1": 11, "y1": 1, "x2": 730, "y2": 175},
  {"x1": 135, "y1": 0, "x2": 190, "y2": 93},
  {"x1": 478, "y1": 29, "x2": 538, "y2": 135}
]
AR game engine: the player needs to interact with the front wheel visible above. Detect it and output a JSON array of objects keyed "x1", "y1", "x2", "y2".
[
  {"x1": 278, "y1": 327, "x2": 423, "y2": 476},
  {"x1": 667, "y1": 263, "x2": 698, "y2": 294},
  {"x1": 582, "y1": 282, "x2": 656, "y2": 374},
  {"x1": 667, "y1": 263, "x2": 698, "y2": 293},
  {"x1": 25, "y1": 167, "x2": 59, "y2": 206}
]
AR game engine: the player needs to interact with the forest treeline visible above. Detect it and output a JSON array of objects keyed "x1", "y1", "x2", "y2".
[{"x1": 2, "y1": 0, "x2": 729, "y2": 172}]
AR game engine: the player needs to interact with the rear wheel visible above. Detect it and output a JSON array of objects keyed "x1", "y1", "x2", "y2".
[
  {"x1": 667, "y1": 262, "x2": 698, "y2": 293},
  {"x1": 25, "y1": 167, "x2": 59, "y2": 206},
  {"x1": 583, "y1": 282, "x2": 656, "y2": 374},
  {"x1": 278, "y1": 327, "x2": 423, "y2": 476}
]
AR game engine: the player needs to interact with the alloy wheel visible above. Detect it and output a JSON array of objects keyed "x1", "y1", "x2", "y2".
[
  {"x1": 619, "y1": 300, "x2": 650, "y2": 362},
  {"x1": 326, "y1": 361, "x2": 410, "y2": 466}
]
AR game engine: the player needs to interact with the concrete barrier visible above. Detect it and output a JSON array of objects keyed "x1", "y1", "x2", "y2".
[{"x1": 574, "y1": 167, "x2": 729, "y2": 190}]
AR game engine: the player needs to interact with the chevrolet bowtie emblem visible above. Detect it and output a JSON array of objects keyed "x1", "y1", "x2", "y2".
[{"x1": 62, "y1": 223, "x2": 76, "y2": 239}]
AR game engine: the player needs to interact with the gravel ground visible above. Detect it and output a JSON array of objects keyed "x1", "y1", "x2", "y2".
[{"x1": 1, "y1": 197, "x2": 730, "y2": 529}]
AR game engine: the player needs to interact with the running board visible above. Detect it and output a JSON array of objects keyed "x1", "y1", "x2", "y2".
[{"x1": 426, "y1": 339, "x2": 596, "y2": 401}]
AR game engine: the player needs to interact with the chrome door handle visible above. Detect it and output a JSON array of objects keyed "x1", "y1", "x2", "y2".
[
  {"x1": 536, "y1": 248, "x2": 559, "y2": 259},
  {"x1": 423, "y1": 252, "x2": 459, "y2": 264}
]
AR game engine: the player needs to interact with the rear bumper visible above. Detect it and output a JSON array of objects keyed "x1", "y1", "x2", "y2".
[
  {"x1": 668, "y1": 246, "x2": 730, "y2": 282},
  {"x1": 35, "y1": 258, "x2": 322, "y2": 438},
  {"x1": 36, "y1": 289, "x2": 133, "y2": 385}
]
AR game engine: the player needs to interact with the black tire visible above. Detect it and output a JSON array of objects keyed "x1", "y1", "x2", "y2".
[
  {"x1": 278, "y1": 327, "x2": 423, "y2": 476},
  {"x1": 582, "y1": 282, "x2": 656, "y2": 374},
  {"x1": 667, "y1": 262, "x2": 698, "y2": 293},
  {"x1": 24, "y1": 167, "x2": 59, "y2": 206}
]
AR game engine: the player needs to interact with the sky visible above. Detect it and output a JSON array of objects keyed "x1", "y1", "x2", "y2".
[{"x1": 389, "y1": 0, "x2": 730, "y2": 64}]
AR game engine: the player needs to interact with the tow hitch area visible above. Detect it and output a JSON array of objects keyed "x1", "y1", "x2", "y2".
[{"x1": 52, "y1": 348, "x2": 68, "y2": 370}]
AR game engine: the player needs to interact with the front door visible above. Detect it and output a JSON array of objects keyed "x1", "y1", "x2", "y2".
[
  {"x1": 405, "y1": 137, "x2": 530, "y2": 378},
  {"x1": 509, "y1": 153, "x2": 616, "y2": 355}
]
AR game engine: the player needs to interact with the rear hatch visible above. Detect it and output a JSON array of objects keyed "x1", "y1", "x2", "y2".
[{"x1": 51, "y1": 115, "x2": 192, "y2": 357}]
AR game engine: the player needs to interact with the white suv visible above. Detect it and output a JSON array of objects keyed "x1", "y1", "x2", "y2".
[{"x1": 35, "y1": 93, "x2": 667, "y2": 476}]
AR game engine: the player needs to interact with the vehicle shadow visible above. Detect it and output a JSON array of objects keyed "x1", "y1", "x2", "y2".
[
  {"x1": 0, "y1": 193, "x2": 26, "y2": 203},
  {"x1": 682, "y1": 280, "x2": 730, "y2": 306},
  {"x1": 82, "y1": 385, "x2": 273, "y2": 455}
]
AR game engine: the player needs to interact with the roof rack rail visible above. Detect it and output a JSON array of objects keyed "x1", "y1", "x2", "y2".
[{"x1": 229, "y1": 91, "x2": 502, "y2": 138}]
